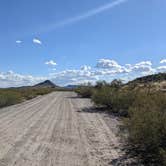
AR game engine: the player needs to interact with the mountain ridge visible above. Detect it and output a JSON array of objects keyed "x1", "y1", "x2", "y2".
[{"x1": 33, "y1": 80, "x2": 57, "y2": 88}]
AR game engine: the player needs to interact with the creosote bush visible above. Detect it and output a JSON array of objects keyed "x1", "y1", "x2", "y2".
[
  {"x1": 92, "y1": 86, "x2": 116, "y2": 108},
  {"x1": 75, "y1": 86, "x2": 93, "y2": 98},
  {"x1": 126, "y1": 91, "x2": 166, "y2": 165},
  {"x1": 0, "y1": 87, "x2": 55, "y2": 108},
  {"x1": 92, "y1": 80, "x2": 135, "y2": 116},
  {"x1": 75, "y1": 79, "x2": 166, "y2": 165},
  {"x1": 0, "y1": 90, "x2": 22, "y2": 107}
]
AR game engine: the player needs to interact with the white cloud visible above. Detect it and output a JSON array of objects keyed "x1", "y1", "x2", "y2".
[
  {"x1": 45, "y1": 60, "x2": 57, "y2": 66},
  {"x1": 0, "y1": 71, "x2": 46, "y2": 88},
  {"x1": 157, "y1": 66, "x2": 166, "y2": 72},
  {"x1": 96, "y1": 59, "x2": 130, "y2": 74},
  {"x1": 16, "y1": 40, "x2": 22, "y2": 44},
  {"x1": 133, "y1": 66, "x2": 154, "y2": 73},
  {"x1": 160, "y1": 59, "x2": 166, "y2": 64},
  {"x1": 134, "y1": 61, "x2": 152, "y2": 66},
  {"x1": 0, "y1": 59, "x2": 165, "y2": 88},
  {"x1": 96, "y1": 59, "x2": 120, "y2": 69},
  {"x1": 132, "y1": 61, "x2": 154, "y2": 73},
  {"x1": 96, "y1": 60, "x2": 154, "y2": 75},
  {"x1": 50, "y1": 66, "x2": 97, "y2": 86},
  {"x1": 80, "y1": 65, "x2": 91, "y2": 71},
  {"x1": 33, "y1": 38, "x2": 42, "y2": 45}
]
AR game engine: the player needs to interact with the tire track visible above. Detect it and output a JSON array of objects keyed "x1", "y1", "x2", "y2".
[
  {"x1": 0, "y1": 92, "x2": 60, "y2": 165},
  {"x1": 0, "y1": 93, "x2": 60, "y2": 156},
  {"x1": 0, "y1": 92, "x2": 128, "y2": 166}
]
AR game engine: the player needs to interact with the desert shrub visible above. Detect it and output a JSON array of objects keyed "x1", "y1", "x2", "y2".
[
  {"x1": 0, "y1": 90, "x2": 22, "y2": 107},
  {"x1": 95, "y1": 81, "x2": 108, "y2": 89},
  {"x1": 0, "y1": 87, "x2": 54, "y2": 107},
  {"x1": 33, "y1": 88, "x2": 53, "y2": 96},
  {"x1": 75, "y1": 86, "x2": 93, "y2": 98},
  {"x1": 92, "y1": 85, "x2": 136, "y2": 115},
  {"x1": 20, "y1": 89, "x2": 37, "y2": 100},
  {"x1": 19, "y1": 88, "x2": 54, "y2": 100},
  {"x1": 110, "y1": 79, "x2": 123, "y2": 89},
  {"x1": 126, "y1": 91, "x2": 166, "y2": 165},
  {"x1": 92, "y1": 86, "x2": 116, "y2": 108},
  {"x1": 109, "y1": 90, "x2": 136, "y2": 116},
  {"x1": 83, "y1": 79, "x2": 166, "y2": 164}
]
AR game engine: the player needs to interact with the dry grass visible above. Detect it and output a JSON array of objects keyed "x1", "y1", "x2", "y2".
[{"x1": 0, "y1": 87, "x2": 55, "y2": 108}]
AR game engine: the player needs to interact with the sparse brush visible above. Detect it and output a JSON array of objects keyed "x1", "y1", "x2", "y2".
[
  {"x1": 0, "y1": 87, "x2": 55, "y2": 107},
  {"x1": 75, "y1": 86, "x2": 93, "y2": 98},
  {"x1": 78, "y1": 79, "x2": 166, "y2": 165},
  {"x1": 0, "y1": 90, "x2": 22, "y2": 107},
  {"x1": 126, "y1": 91, "x2": 166, "y2": 165}
]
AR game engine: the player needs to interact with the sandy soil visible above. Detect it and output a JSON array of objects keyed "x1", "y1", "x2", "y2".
[{"x1": 0, "y1": 92, "x2": 134, "y2": 166}]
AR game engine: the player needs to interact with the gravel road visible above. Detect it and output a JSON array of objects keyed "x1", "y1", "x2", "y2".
[{"x1": 0, "y1": 92, "x2": 128, "y2": 166}]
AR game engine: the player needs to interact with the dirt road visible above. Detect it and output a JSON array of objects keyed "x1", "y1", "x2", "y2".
[{"x1": 0, "y1": 92, "x2": 128, "y2": 166}]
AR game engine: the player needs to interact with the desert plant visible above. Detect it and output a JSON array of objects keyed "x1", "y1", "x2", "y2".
[
  {"x1": 0, "y1": 87, "x2": 55, "y2": 107},
  {"x1": 75, "y1": 86, "x2": 93, "y2": 98},
  {"x1": 92, "y1": 85, "x2": 135, "y2": 115},
  {"x1": 0, "y1": 90, "x2": 22, "y2": 107},
  {"x1": 126, "y1": 91, "x2": 166, "y2": 165},
  {"x1": 92, "y1": 86, "x2": 117, "y2": 108}
]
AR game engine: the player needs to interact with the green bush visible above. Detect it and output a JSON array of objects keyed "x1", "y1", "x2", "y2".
[
  {"x1": 126, "y1": 92, "x2": 166, "y2": 165},
  {"x1": 75, "y1": 86, "x2": 93, "y2": 98},
  {"x1": 109, "y1": 90, "x2": 136, "y2": 115},
  {"x1": 19, "y1": 88, "x2": 54, "y2": 100},
  {"x1": 92, "y1": 86, "x2": 116, "y2": 108},
  {"x1": 0, "y1": 90, "x2": 22, "y2": 108},
  {"x1": 92, "y1": 86, "x2": 135, "y2": 115},
  {"x1": 0, "y1": 87, "x2": 54, "y2": 107},
  {"x1": 90, "y1": 81, "x2": 166, "y2": 164},
  {"x1": 35, "y1": 88, "x2": 53, "y2": 95}
]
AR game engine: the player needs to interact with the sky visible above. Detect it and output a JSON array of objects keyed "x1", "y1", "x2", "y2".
[{"x1": 0, "y1": 0, "x2": 166, "y2": 87}]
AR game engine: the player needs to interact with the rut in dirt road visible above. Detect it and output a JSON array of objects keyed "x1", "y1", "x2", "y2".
[{"x1": 0, "y1": 92, "x2": 128, "y2": 166}]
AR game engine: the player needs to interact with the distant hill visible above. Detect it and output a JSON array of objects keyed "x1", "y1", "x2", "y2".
[
  {"x1": 128, "y1": 73, "x2": 166, "y2": 85},
  {"x1": 64, "y1": 85, "x2": 78, "y2": 89},
  {"x1": 33, "y1": 80, "x2": 57, "y2": 88}
]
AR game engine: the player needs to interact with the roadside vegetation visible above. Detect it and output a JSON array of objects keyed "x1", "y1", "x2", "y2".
[
  {"x1": 75, "y1": 73, "x2": 166, "y2": 165},
  {"x1": 0, "y1": 87, "x2": 55, "y2": 108},
  {"x1": 75, "y1": 83, "x2": 94, "y2": 98},
  {"x1": 0, "y1": 79, "x2": 73, "y2": 108}
]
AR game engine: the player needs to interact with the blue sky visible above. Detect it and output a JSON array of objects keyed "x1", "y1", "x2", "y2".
[{"x1": 0, "y1": 0, "x2": 166, "y2": 87}]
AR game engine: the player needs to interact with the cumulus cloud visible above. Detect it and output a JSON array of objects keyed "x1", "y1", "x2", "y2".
[
  {"x1": 45, "y1": 60, "x2": 57, "y2": 66},
  {"x1": 49, "y1": 60, "x2": 133, "y2": 86},
  {"x1": 0, "y1": 70, "x2": 46, "y2": 88},
  {"x1": 96, "y1": 59, "x2": 121, "y2": 69},
  {"x1": 132, "y1": 61, "x2": 155, "y2": 74},
  {"x1": 96, "y1": 59, "x2": 130, "y2": 74},
  {"x1": 160, "y1": 59, "x2": 166, "y2": 64},
  {"x1": 33, "y1": 38, "x2": 42, "y2": 45},
  {"x1": 50, "y1": 66, "x2": 97, "y2": 85},
  {"x1": 157, "y1": 66, "x2": 166, "y2": 72},
  {"x1": 136, "y1": 61, "x2": 152, "y2": 66},
  {"x1": 80, "y1": 65, "x2": 91, "y2": 71},
  {"x1": 16, "y1": 40, "x2": 22, "y2": 44},
  {"x1": 95, "y1": 59, "x2": 158, "y2": 77},
  {"x1": 0, "y1": 59, "x2": 165, "y2": 88}
]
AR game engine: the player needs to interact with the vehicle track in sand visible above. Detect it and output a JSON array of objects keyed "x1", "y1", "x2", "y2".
[{"x1": 0, "y1": 92, "x2": 132, "y2": 166}]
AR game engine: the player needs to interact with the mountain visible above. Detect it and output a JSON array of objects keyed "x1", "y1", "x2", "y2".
[
  {"x1": 33, "y1": 80, "x2": 57, "y2": 88},
  {"x1": 128, "y1": 73, "x2": 166, "y2": 85}
]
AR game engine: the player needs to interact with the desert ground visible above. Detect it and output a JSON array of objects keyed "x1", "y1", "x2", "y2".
[{"x1": 0, "y1": 92, "x2": 132, "y2": 166}]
